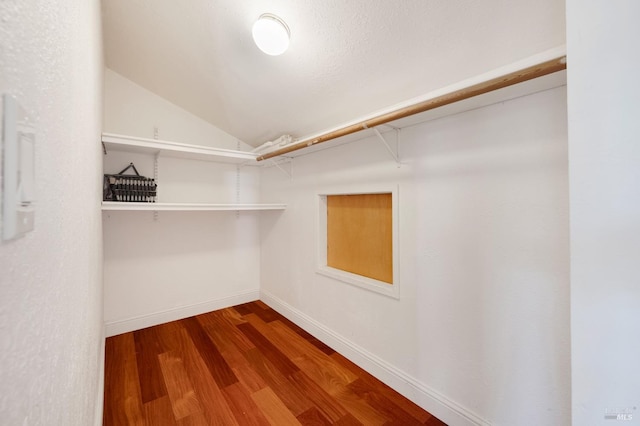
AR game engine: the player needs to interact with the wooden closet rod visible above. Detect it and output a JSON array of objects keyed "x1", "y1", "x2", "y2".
[{"x1": 257, "y1": 56, "x2": 566, "y2": 161}]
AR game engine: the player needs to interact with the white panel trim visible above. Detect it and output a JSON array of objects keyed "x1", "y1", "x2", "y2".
[
  {"x1": 260, "y1": 290, "x2": 491, "y2": 426},
  {"x1": 105, "y1": 290, "x2": 259, "y2": 336},
  {"x1": 316, "y1": 185, "x2": 400, "y2": 299},
  {"x1": 93, "y1": 326, "x2": 106, "y2": 426},
  {"x1": 316, "y1": 266, "x2": 399, "y2": 299}
]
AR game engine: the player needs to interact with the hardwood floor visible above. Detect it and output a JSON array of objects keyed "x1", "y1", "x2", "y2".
[{"x1": 104, "y1": 301, "x2": 447, "y2": 425}]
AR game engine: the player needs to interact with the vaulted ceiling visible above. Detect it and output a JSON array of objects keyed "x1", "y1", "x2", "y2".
[{"x1": 102, "y1": 0, "x2": 565, "y2": 146}]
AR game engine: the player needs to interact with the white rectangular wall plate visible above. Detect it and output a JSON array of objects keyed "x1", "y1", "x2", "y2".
[{"x1": 2, "y1": 95, "x2": 36, "y2": 241}]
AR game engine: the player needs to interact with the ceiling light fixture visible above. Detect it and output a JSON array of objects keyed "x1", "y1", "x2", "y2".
[{"x1": 252, "y1": 13, "x2": 290, "y2": 56}]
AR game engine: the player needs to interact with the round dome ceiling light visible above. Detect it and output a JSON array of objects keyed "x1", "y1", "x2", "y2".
[{"x1": 252, "y1": 13, "x2": 290, "y2": 56}]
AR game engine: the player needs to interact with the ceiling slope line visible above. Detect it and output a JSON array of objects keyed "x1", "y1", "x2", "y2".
[{"x1": 257, "y1": 55, "x2": 566, "y2": 161}]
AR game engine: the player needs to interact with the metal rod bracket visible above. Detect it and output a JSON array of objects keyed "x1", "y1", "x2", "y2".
[
  {"x1": 269, "y1": 159, "x2": 293, "y2": 180},
  {"x1": 372, "y1": 128, "x2": 401, "y2": 166}
]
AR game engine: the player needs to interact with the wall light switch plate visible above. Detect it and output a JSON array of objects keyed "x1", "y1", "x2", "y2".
[{"x1": 2, "y1": 95, "x2": 36, "y2": 242}]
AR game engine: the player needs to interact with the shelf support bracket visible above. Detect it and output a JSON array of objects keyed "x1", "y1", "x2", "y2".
[
  {"x1": 370, "y1": 127, "x2": 400, "y2": 166},
  {"x1": 269, "y1": 159, "x2": 293, "y2": 180},
  {"x1": 154, "y1": 153, "x2": 159, "y2": 221},
  {"x1": 236, "y1": 165, "x2": 241, "y2": 219}
]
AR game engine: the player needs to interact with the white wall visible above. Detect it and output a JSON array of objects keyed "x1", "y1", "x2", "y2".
[
  {"x1": 103, "y1": 72, "x2": 264, "y2": 336},
  {"x1": 0, "y1": 1, "x2": 104, "y2": 425},
  {"x1": 567, "y1": 1, "x2": 640, "y2": 424},
  {"x1": 260, "y1": 86, "x2": 570, "y2": 425},
  {"x1": 104, "y1": 68, "x2": 251, "y2": 151}
]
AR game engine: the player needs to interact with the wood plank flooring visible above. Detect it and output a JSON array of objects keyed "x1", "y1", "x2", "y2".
[{"x1": 104, "y1": 301, "x2": 447, "y2": 425}]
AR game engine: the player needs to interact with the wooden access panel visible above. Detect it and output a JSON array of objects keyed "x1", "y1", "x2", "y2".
[{"x1": 327, "y1": 193, "x2": 393, "y2": 284}]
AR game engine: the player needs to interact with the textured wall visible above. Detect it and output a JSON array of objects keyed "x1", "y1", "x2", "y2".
[
  {"x1": 567, "y1": 1, "x2": 640, "y2": 424},
  {"x1": 0, "y1": 1, "x2": 104, "y2": 425},
  {"x1": 260, "y1": 86, "x2": 570, "y2": 425}
]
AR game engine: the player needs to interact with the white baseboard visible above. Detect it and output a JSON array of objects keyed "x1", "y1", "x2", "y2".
[
  {"x1": 105, "y1": 290, "x2": 259, "y2": 337},
  {"x1": 260, "y1": 290, "x2": 490, "y2": 426}
]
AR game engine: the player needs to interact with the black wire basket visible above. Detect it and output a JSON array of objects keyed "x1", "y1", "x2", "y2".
[{"x1": 103, "y1": 163, "x2": 157, "y2": 203}]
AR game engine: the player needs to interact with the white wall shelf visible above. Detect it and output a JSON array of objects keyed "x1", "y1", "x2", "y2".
[
  {"x1": 102, "y1": 202, "x2": 286, "y2": 211},
  {"x1": 102, "y1": 133, "x2": 285, "y2": 213},
  {"x1": 102, "y1": 133, "x2": 259, "y2": 165}
]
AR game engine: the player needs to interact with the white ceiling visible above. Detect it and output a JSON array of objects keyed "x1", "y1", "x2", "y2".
[{"x1": 102, "y1": 0, "x2": 565, "y2": 147}]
